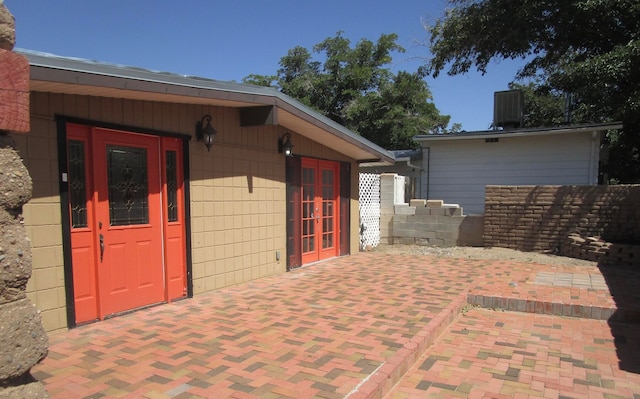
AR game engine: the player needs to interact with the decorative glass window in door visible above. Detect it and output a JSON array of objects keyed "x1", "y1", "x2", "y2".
[
  {"x1": 107, "y1": 145, "x2": 149, "y2": 226},
  {"x1": 166, "y1": 150, "x2": 178, "y2": 222},
  {"x1": 68, "y1": 140, "x2": 88, "y2": 228}
]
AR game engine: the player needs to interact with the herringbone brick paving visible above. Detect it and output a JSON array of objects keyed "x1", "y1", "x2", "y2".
[
  {"x1": 32, "y1": 253, "x2": 640, "y2": 398},
  {"x1": 34, "y1": 254, "x2": 483, "y2": 398}
]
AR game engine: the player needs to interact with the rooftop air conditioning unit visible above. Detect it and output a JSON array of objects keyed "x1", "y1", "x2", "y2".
[{"x1": 493, "y1": 90, "x2": 524, "y2": 129}]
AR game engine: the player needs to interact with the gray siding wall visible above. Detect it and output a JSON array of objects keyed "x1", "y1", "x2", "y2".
[{"x1": 420, "y1": 132, "x2": 599, "y2": 215}]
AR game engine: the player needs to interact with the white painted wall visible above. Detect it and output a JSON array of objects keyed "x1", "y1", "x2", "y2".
[{"x1": 419, "y1": 132, "x2": 600, "y2": 215}]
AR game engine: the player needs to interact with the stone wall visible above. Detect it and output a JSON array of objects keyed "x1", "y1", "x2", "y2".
[
  {"x1": 0, "y1": 3, "x2": 49, "y2": 398},
  {"x1": 484, "y1": 185, "x2": 640, "y2": 264}
]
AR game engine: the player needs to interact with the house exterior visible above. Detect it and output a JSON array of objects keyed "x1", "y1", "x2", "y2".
[
  {"x1": 17, "y1": 50, "x2": 393, "y2": 333},
  {"x1": 360, "y1": 149, "x2": 422, "y2": 201},
  {"x1": 413, "y1": 123, "x2": 622, "y2": 215}
]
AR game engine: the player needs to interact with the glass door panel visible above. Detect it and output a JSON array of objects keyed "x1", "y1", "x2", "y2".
[
  {"x1": 302, "y1": 166, "x2": 316, "y2": 254},
  {"x1": 106, "y1": 145, "x2": 149, "y2": 226},
  {"x1": 301, "y1": 158, "x2": 340, "y2": 263}
]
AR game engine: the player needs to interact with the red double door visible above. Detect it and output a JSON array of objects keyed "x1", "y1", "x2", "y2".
[
  {"x1": 300, "y1": 158, "x2": 340, "y2": 264},
  {"x1": 67, "y1": 124, "x2": 187, "y2": 324}
]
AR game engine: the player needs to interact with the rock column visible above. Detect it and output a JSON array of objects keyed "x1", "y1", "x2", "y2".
[{"x1": 0, "y1": 2, "x2": 49, "y2": 398}]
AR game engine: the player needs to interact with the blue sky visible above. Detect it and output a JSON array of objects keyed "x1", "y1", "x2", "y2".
[{"x1": 6, "y1": 0, "x2": 526, "y2": 131}]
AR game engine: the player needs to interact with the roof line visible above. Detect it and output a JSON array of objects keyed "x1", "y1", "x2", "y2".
[
  {"x1": 19, "y1": 49, "x2": 394, "y2": 163},
  {"x1": 414, "y1": 122, "x2": 623, "y2": 141},
  {"x1": 20, "y1": 48, "x2": 278, "y2": 97}
]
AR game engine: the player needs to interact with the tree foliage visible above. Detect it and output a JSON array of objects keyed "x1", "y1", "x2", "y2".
[
  {"x1": 509, "y1": 81, "x2": 589, "y2": 128},
  {"x1": 243, "y1": 33, "x2": 453, "y2": 149},
  {"x1": 426, "y1": 0, "x2": 640, "y2": 182}
]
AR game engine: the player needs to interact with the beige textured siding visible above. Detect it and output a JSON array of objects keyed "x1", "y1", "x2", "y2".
[{"x1": 20, "y1": 92, "x2": 359, "y2": 333}]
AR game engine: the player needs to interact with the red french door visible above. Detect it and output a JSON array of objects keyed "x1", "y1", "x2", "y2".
[
  {"x1": 67, "y1": 124, "x2": 186, "y2": 324},
  {"x1": 301, "y1": 158, "x2": 340, "y2": 264}
]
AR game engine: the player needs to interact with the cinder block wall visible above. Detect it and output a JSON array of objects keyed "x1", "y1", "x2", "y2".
[
  {"x1": 378, "y1": 174, "x2": 484, "y2": 247},
  {"x1": 484, "y1": 185, "x2": 640, "y2": 252},
  {"x1": 390, "y1": 199, "x2": 465, "y2": 247}
]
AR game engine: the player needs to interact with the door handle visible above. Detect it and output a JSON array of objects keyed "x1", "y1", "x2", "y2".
[{"x1": 99, "y1": 234, "x2": 104, "y2": 263}]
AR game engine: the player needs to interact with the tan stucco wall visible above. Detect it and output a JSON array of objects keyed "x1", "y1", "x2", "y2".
[{"x1": 20, "y1": 92, "x2": 360, "y2": 333}]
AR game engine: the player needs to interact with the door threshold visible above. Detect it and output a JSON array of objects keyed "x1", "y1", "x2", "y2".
[
  {"x1": 295, "y1": 254, "x2": 348, "y2": 270},
  {"x1": 72, "y1": 299, "x2": 187, "y2": 329},
  {"x1": 103, "y1": 301, "x2": 167, "y2": 320}
]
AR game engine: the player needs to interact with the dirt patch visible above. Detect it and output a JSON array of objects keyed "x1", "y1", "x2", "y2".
[{"x1": 369, "y1": 244, "x2": 597, "y2": 267}]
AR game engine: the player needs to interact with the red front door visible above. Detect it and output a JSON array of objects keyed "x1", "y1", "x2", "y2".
[
  {"x1": 93, "y1": 129, "x2": 164, "y2": 316},
  {"x1": 67, "y1": 124, "x2": 186, "y2": 324},
  {"x1": 301, "y1": 159, "x2": 340, "y2": 264}
]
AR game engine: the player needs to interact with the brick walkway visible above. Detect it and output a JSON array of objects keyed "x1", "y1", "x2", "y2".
[
  {"x1": 385, "y1": 310, "x2": 640, "y2": 398},
  {"x1": 32, "y1": 253, "x2": 640, "y2": 398}
]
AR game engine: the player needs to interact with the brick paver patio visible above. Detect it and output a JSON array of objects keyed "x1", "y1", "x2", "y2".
[
  {"x1": 386, "y1": 309, "x2": 640, "y2": 398},
  {"x1": 32, "y1": 252, "x2": 640, "y2": 398}
]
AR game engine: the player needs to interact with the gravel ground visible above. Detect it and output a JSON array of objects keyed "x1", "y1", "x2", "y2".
[{"x1": 369, "y1": 244, "x2": 597, "y2": 266}]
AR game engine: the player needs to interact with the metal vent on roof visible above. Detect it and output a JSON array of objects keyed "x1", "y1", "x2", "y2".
[{"x1": 493, "y1": 90, "x2": 524, "y2": 129}]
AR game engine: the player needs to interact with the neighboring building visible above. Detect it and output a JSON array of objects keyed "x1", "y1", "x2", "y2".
[
  {"x1": 360, "y1": 149, "x2": 423, "y2": 201},
  {"x1": 413, "y1": 123, "x2": 622, "y2": 215},
  {"x1": 18, "y1": 50, "x2": 393, "y2": 332}
]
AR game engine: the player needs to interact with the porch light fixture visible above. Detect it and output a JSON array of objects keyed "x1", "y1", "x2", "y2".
[
  {"x1": 195, "y1": 114, "x2": 217, "y2": 151},
  {"x1": 278, "y1": 132, "x2": 294, "y2": 157}
]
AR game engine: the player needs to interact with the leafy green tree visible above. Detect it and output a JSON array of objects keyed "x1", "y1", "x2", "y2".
[
  {"x1": 426, "y1": 0, "x2": 640, "y2": 182},
  {"x1": 242, "y1": 74, "x2": 277, "y2": 87},
  {"x1": 345, "y1": 68, "x2": 453, "y2": 148},
  {"x1": 508, "y1": 81, "x2": 586, "y2": 128},
  {"x1": 243, "y1": 32, "x2": 452, "y2": 149}
]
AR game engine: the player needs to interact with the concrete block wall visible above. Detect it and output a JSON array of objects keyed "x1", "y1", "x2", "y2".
[
  {"x1": 383, "y1": 199, "x2": 471, "y2": 247},
  {"x1": 380, "y1": 173, "x2": 405, "y2": 208},
  {"x1": 484, "y1": 185, "x2": 640, "y2": 255},
  {"x1": 378, "y1": 174, "x2": 484, "y2": 247}
]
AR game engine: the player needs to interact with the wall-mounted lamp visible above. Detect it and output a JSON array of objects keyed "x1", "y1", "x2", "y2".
[
  {"x1": 278, "y1": 132, "x2": 294, "y2": 157},
  {"x1": 195, "y1": 114, "x2": 217, "y2": 152}
]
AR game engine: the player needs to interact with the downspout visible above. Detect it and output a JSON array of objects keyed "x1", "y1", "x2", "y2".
[
  {"x1": 589, "y1": 131, "x2": 599, "y2": 184},
  {"x1": 425, "y1": 147, "x2": 430, "y2": 199},
  {"x1": 405, "y1": 158, "x2": 422, "y2": 171},
  {"x1": 404, "y1": 159, "x2": 423, "y2": 200}
]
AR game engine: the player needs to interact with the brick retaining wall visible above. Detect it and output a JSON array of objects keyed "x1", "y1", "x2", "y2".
[{"x1": 484, "y1": 185, "x2": 640, "y2": 255}]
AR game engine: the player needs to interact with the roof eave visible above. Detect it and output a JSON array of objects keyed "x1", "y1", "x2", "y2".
[
  {"x1": 22, "y1": 50, "x2": 394, "y2": 164},
  {"x1": 414, "y1": 122, "x2": 623, "y2": 142}
]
